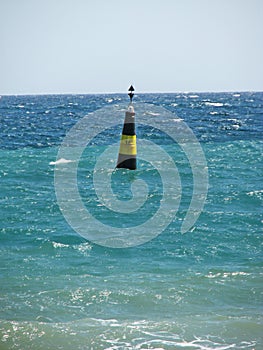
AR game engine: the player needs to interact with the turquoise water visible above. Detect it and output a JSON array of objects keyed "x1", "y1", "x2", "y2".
[{"x1": 0, "y1": 93, "x2": 262, "y2": 349}]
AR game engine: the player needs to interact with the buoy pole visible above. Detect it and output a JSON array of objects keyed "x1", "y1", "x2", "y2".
[{"x1": 116, "y1": 85, "x2": 137, "y2": 170}]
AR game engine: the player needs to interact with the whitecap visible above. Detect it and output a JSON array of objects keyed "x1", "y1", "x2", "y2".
[
  {"x1": 206, "y1": 271, "x2": 250, "y2": 278},
  {"x1": 247, "y1": 190, "x2": 263, "y2": 199},
  {"x1": 205, "y1": 102, "x2": 224, "y2": 107},
  {"x1": 144, "y1": 112, "x2": 160, "y2": 116},
  {"x1": 49, "y1": 158, "x2": 74, "y2": 165},
  {"x1": 52, "y1": 242, "x2": 69, "y2": 248},
  {"x1": 72, "y1": 242, "x2": 92, "y2": 257}
]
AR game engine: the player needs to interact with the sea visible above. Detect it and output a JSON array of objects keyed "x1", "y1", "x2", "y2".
[{"x1": 0, "y1": 92, "x2": 262, "y2": 349}]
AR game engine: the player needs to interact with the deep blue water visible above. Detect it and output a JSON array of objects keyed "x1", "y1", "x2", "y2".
[{"x1": 0, "y1": 92, "x2": 262, "y2": 349}]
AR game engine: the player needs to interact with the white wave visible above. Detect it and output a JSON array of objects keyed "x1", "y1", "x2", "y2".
[
  {"x1": 247, "y1": 190, "x2": 263, "y2": 199},
  {"x1": 189, "y1": 95, "x2": 199, "y2": 98},
  {"x1": 52, "y1": 242, "x2": 69, "y2": 248},
  {"x1": 227, "y1": 118, "x2": 239, "y2": 123},
  {"x1": 73, "y1": 242, "x2": 92, "y2": 255},
  {"x1": 205, "y1": 102, "x2": 224, "y2": 107},
  {"x1": 206, "y1": 271, "x2": 250, "y2": 278},
  {"x1": 2, "y1": 317, "x2": 258, "y2": 350},
  {"x1": 49, "y1": 158, "x2": 74, "y2": 165},
  {"x1": 144, "y1": 111, "x2": 161, "y2": 116}
]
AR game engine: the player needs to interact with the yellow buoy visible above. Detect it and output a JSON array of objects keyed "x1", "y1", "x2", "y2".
[{"x1": 116, "y1": 86, "x2": 136, "y2": 170}]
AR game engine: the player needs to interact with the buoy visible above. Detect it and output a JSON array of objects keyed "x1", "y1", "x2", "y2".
[{"x1": 116, "y1": 85, "x2": 137, "y2": 170}]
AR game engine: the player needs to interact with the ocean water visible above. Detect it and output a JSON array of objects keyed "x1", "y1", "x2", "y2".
[{"x1": 0, "y1": 92, "x2": 262, "y2": 349}]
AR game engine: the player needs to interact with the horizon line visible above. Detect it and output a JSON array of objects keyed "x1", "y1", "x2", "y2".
[{"x1": 0, "y1": 89, "x2": 262, "y2": 97}]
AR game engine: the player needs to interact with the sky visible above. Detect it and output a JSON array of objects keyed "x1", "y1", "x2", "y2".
[{"x1": 0, "y1": 0, "x2": 262, "y2": 95}]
